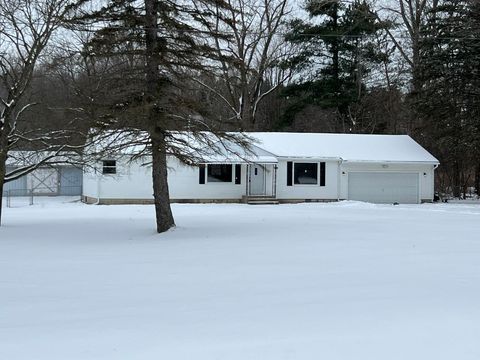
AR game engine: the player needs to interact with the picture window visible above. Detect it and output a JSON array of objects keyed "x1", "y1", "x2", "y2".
[
  {"x1": 207, "y1": 164, "x2": 233, "y2": 183},
  {"x1": 294, "y1": 163, "x2": 318, "y2": 185}
]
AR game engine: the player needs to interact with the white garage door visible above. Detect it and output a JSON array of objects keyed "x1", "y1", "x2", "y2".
[{"x1": 348, "y1": 172, "x2": 419, "y2": 204}]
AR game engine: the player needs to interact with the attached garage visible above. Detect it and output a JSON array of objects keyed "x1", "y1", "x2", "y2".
[{"x1": 348, "y1": 172, "x2": 419, "y2": 204}]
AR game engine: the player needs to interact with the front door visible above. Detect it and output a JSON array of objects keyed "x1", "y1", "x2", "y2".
[{"x1": 250, "y1": 164, "x2": 265, "y2": 195}]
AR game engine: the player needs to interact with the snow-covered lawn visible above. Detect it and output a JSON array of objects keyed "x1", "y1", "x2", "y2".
[{"x1": 1, "y1": 200, "x2": 480, "y2": 360}]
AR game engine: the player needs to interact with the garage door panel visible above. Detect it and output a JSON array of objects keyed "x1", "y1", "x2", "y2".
[{"x1": 348, "y1": 172, "x2": 419, "y2": 204}]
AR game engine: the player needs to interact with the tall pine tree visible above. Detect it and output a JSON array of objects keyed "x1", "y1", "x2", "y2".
[
  {"x1": 72, "y1": 0, "x2": 246, "y2": 232},
  {"x1": 281, "y1": 0, "x2": 387, "y2": 131},
  {"x1": 417, "y1": 0, "x2": 480, "y2": 197}
]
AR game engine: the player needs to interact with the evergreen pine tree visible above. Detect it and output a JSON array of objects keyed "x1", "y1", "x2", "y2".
[
  {"x1": 72, "y1": 0, "x2": 244, "y2": 232},
  {"x1": 417, "y1": 0, "x2": 480, "y2": 197},
  {"x1": 280, "y1": 0, "x2": 387, "y2": 131}
]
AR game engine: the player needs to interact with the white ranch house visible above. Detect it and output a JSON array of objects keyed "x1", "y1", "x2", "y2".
[{"x1": 82, "y1": 132, "x2": 439, "y2": 205}]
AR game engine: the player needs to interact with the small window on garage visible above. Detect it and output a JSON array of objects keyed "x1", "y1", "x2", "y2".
[
  {"x1": 207, "y1": 164, "x2": 233, "y2": 183},
  {"x1": 102, "y1": 160, "x2": 116, "y2": 174},
  {"x1": 294, "y1": 162, "x2": 318, "y2": 185}
]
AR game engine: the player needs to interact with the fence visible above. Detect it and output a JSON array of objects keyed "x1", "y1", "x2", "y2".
[{"x1": 2, "y1": 186, "x2": 83, "y2": 208}]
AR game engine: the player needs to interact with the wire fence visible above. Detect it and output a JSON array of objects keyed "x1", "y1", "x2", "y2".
[{"x1": 1, "y1": 186, "x2": 83, "y2": 208}]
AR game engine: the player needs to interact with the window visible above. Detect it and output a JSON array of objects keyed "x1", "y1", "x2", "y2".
[
  {"x1": 207, "y1": 164, "x2": 232, "y2": 183},
  {"x1": 102, "y1": 160, "x2": 116, "y2": 174},
  {"x1": 287, "y1": 161, "x2": 326, "y2": 186},
  {"x1": 294, "y1": 162, "x2": 318, "y2": 185}
]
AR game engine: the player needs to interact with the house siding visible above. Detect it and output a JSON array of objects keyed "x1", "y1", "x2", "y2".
[
  {"x1": 83, "y1": 157, "x2": 249, "y2": 202},
  {"x1": 275, "y1": 159, "x2": 340, "y2": 200},
  {"x1": 83, "y1": 157, "x2": 436, "y2": 204}
]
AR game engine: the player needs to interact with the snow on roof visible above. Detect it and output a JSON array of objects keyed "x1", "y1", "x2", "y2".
[
  {"x1": 84, "y1": 131, "x2": 438, "y2": 164},
  {"x1": 200, "y1": 142, "x2": 277, "y2": 164},
  {"x1": 86, "y1": 130, "x2": 278, "y2": 164},
  {"x1": 249, "y1": 132, "x2": 439, "y2": 163},
  {"x1": 6, "y1": 151, "x2": 80, "y2": 166}
]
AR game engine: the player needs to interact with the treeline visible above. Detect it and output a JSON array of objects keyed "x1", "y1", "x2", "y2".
[{"x1": 1, "y1": 0, "x2": 479, "y2": 229}]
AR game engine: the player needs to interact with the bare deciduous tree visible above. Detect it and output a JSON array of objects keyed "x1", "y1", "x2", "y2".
[
  {"x1": 196, "y1": 0, "x2": 293, "y2": 130},
  {"x1": 377, "y1": 0, "x2": 439, "y2": 92},
  {"x1": 0, "y1": 0, "x2": 83, "y2": 225}
]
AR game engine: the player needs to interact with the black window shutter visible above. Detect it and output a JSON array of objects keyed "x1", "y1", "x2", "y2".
[
  {"x1": 199, "y1": 164, "x2": 206, "y2": 184},
  {"x1": 320, "y1": 162, "x2": 326, "y2": 186},
  {"x1": 235, "y1": 164, "x2": 241, "y2": 184},
  {"x1": 287, "y1": 161, "x2": 293, "y2": 186}
]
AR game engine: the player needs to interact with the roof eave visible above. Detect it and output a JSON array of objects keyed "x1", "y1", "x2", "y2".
[{"x1": 342, "y1": 159, "x2": 440, "y2": 165}]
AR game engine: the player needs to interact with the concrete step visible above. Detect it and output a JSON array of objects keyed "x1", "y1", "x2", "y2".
[
  {"x1": 243, "y1": 195, "x2": 278, "y2": 205},
  {"x1": 247, "y1": 199, "x2": 279, "y2": 205},
  {"x1": 244, "y1": 195, "x2": 276, "y2": 200}
]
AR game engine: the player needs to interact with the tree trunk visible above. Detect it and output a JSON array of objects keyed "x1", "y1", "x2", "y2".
[
  {"x1": 332, "y1": 4, "x2": 340, "y2": 95},
  {"x1": 145, "y1": 0, "x2": 175, "y2": 233},
  {"x1": 241, "y1": 105, "x2": 254, "y2": 131},
  {"x1": 475, "y1": 163, "x2": 480, "y2": 196},
  {"x1": 151, "y1": 132, "x2": 175, "y2": 233},
  {"x1": 0, "y1": 166, "x2": 5, "y2": 226},
  {"x1": 452, "y1": 161, "x2": 461, "y2": 198},
  {"x1": 0, "y1": 131, "x2": 8, "y2": 226}
]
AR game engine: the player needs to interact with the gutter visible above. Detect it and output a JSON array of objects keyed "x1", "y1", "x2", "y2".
[
  {"x1": 278, "y1": 156, "x2": 341, "y2": 161},
  {"x1": 342, "y1": 160, "x2": 440, "y2": 165}
]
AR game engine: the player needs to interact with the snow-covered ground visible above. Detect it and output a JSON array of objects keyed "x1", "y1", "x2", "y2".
[{"x1": 1, "y1": 199, "x2": 480, "y2": 360}]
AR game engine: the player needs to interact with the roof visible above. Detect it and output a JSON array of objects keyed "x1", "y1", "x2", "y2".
[
  {"x1": 249, "y1": 133, "x2": 439, "y2": 164},
  {"x1": 6, "y1": 151, "x2": 80, "y2": 167},
  {"x1": 85, "y1": 130, "x2": 278, "y2": 164},
  {"x1": 84, "y1": 131, "x2": 438, "y2": 164},
  {"x1": 201, "y1": 142, "x2": 277, "y2": 164}
]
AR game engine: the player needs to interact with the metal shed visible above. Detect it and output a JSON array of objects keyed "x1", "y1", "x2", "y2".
[{"x1": 3, "y1": 166, "x2": 83, "y2": 197}]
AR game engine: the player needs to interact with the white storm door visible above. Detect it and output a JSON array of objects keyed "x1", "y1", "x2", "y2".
[{"x1": 250, "y1": 165, "x2": 266, "y2": 195}]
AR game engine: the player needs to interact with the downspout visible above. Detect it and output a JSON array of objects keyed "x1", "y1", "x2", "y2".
[
  {"x1": 433, "y1": 163, "x2": 439, "y2": 202},
  {"x1": 337, "y1": 158, "x2": 343, "y2": 201},
  {"x1": 94, "y1": 165, "x2": 101, "y2": 205},
  {"x1": 245, "y1": 164, "x2": 249, "y2": 199},
  {"x1": 273, "y1": 164, "x2": 277, "y2": 199}
]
